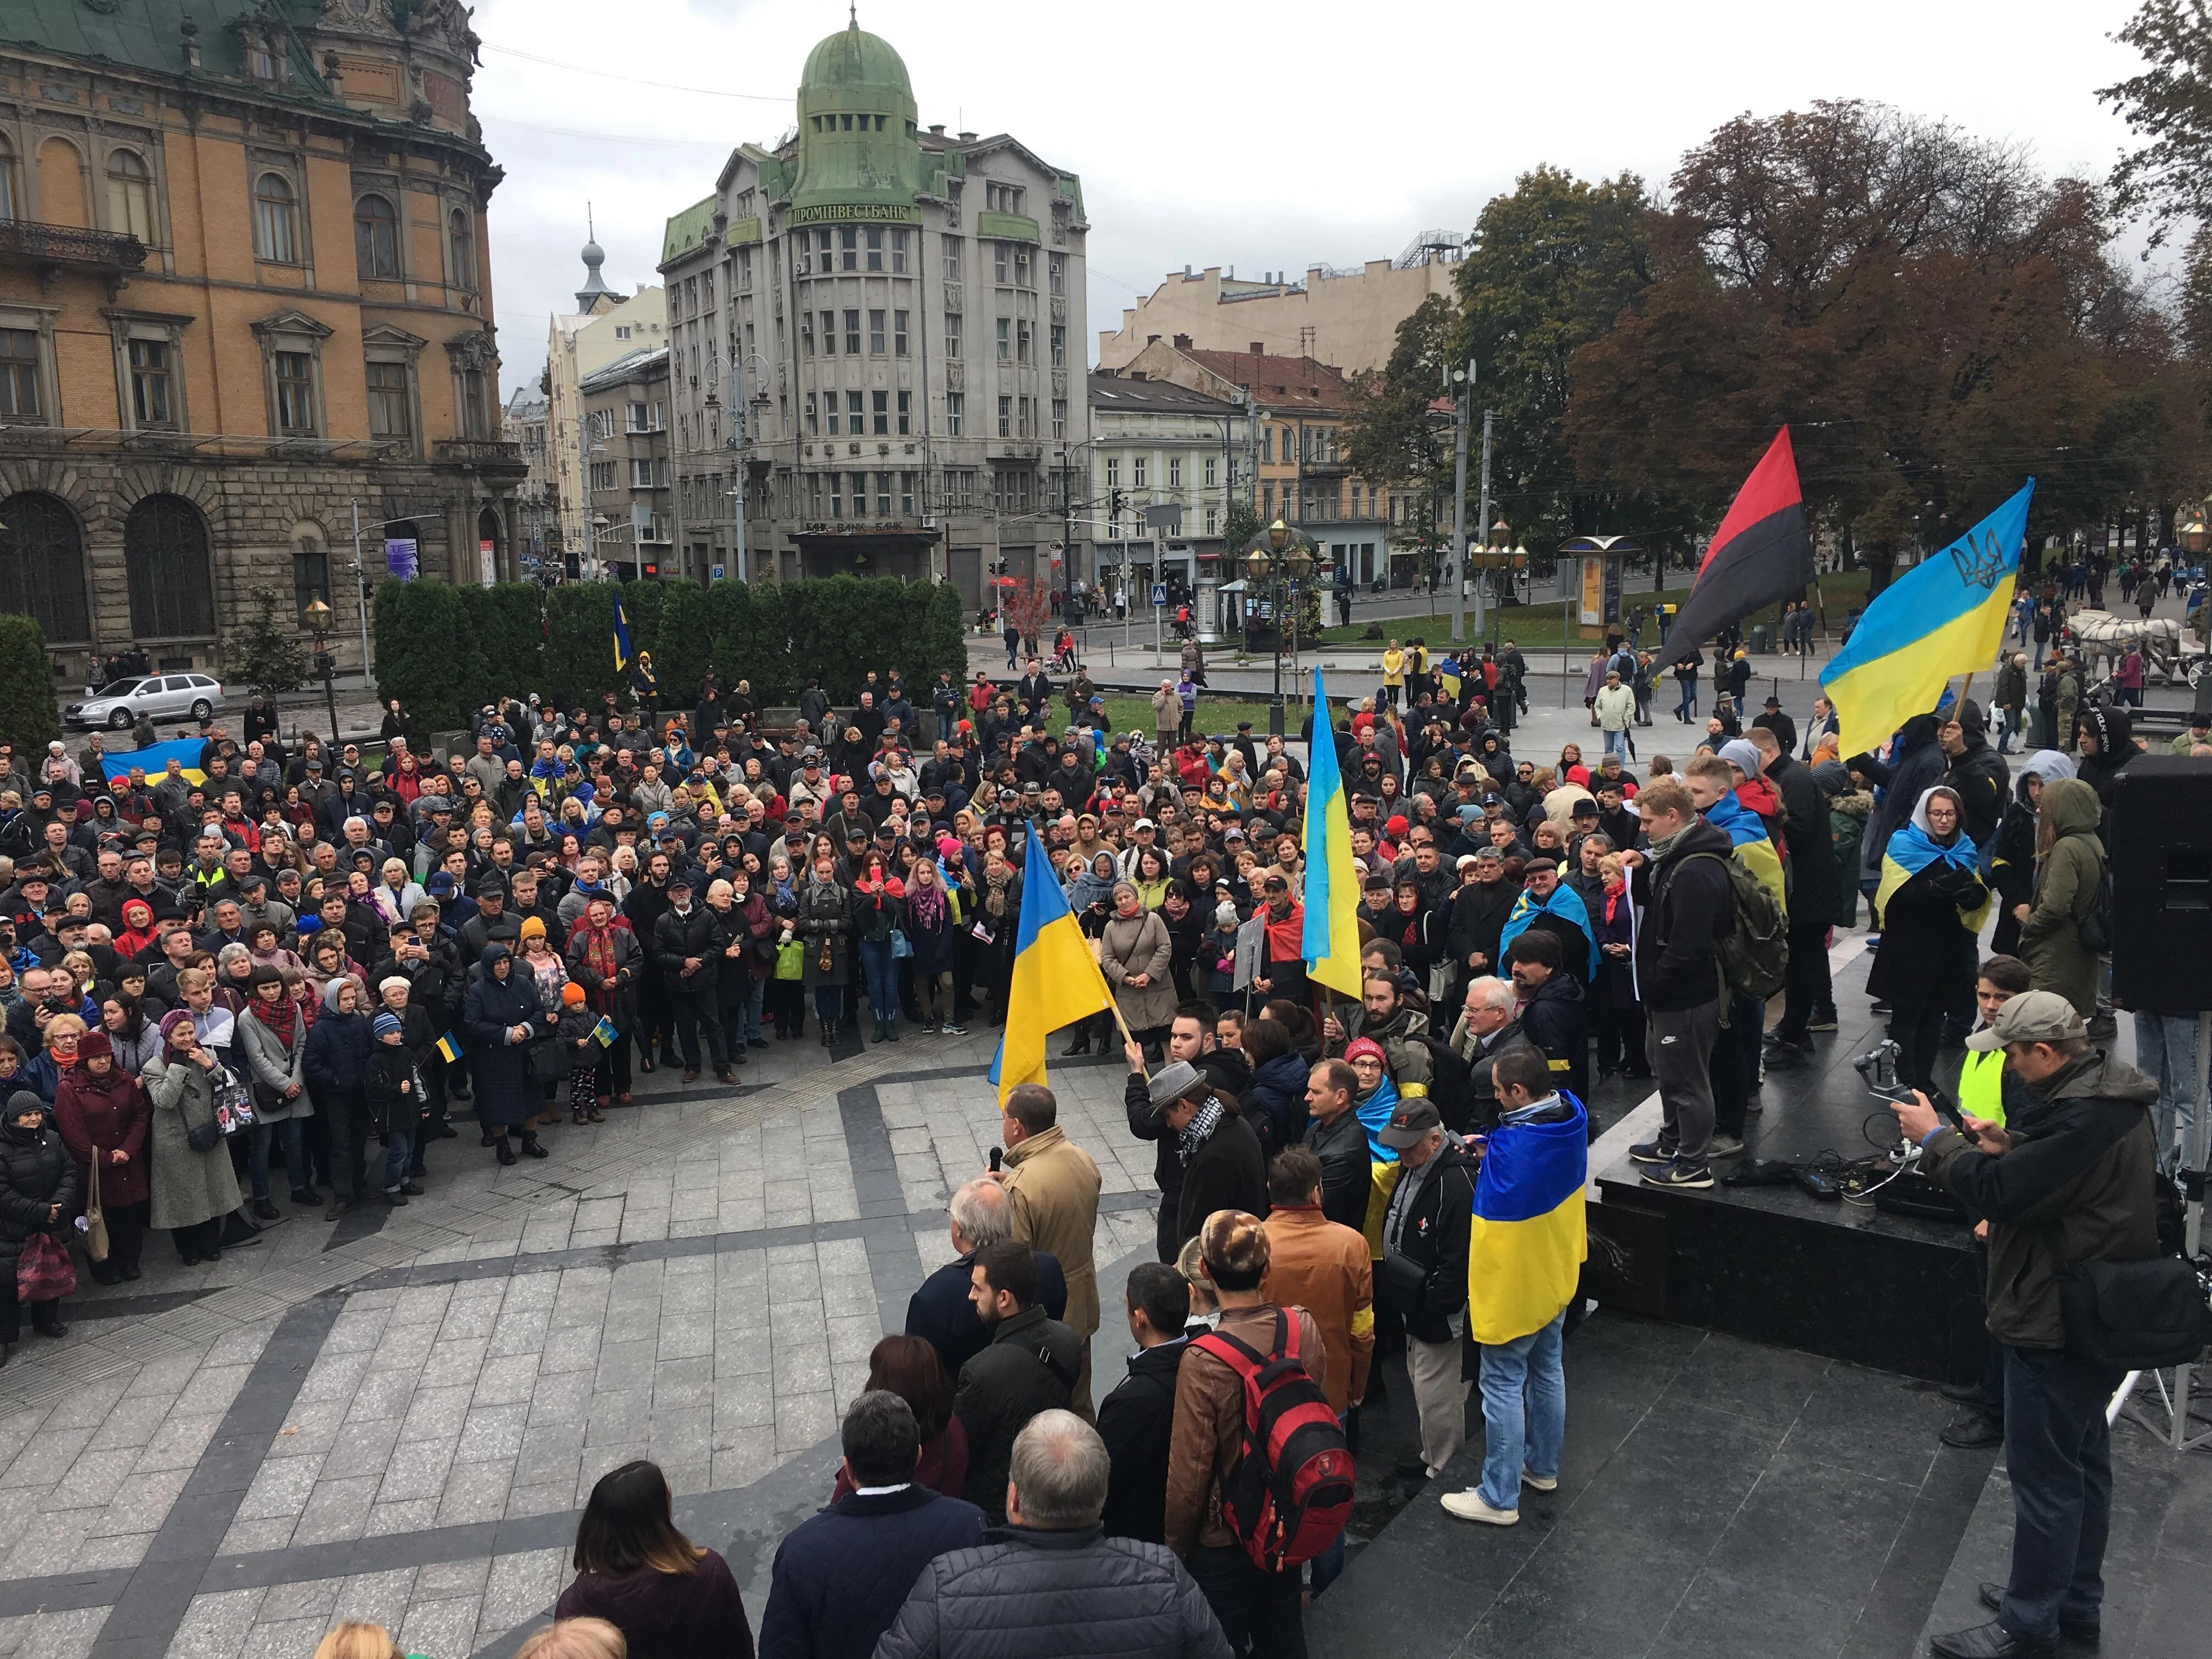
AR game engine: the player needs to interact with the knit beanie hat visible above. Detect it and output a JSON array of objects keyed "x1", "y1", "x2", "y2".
[
  {"x1": 561, "y1": 982, "x2": 588, "y2": 1007},
  {"x1": 373, "y1": 1012, "x2": 403, "y2": 1040}
]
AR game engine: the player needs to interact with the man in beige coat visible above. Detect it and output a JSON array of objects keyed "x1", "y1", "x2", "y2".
[{"x1": 998, "y1": 1082, "x2": 1103, "y2": 1417}]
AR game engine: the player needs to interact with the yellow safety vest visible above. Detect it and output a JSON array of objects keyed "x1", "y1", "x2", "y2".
[{"x1": 1958, "y1": 1046, "x2": 2006, "y2": 1127}]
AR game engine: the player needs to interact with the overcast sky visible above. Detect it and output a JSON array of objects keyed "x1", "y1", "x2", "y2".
[{"x1": 477, "y1": 0, "x2": 2162, "y2": 400}]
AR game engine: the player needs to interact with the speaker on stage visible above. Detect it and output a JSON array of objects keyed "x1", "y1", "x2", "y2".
[{"x1": 2110, "y1": 757, "x2": 2212, "y2": 1013}]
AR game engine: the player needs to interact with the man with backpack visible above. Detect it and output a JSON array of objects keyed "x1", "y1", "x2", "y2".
[
  {"x1": 1625, "y1": 779, "x2": 1737, "y2": 1189},
  {"x1": 1168, "y1": 1210, "x2": 1344, "y2": 1658}
]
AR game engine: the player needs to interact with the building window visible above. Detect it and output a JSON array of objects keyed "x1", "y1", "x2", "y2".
[
  {"x1": 875, "y1": 471, "x2": 891, "y2": 516},
  {"x1": 900, "y1": 472, "x2": 915, "y2": 514},
  {"x1": 945, "y1": 391, "x2": 963, "y2": 436},
  {"x1": 829, "y1": 472, "x2": 842, "y2": 518},
  {"x1": 123, "y1": 494, "x2": 214, "y2": 639},
  {"x1": 737, "y1": 245, "x2": 753, "y2": 290},
  {"x1": 944, "y1": 469, "x2": 975, "y2": 509},
  {"x1": 872, "y1": 389, "x2": 888, "y2": 435},
  {"x1": 1204, "y1": 456, "x2": 1218, "y2": 487},
  {"x1": 1132, "y1": 456, "x2": 1148, "y2": 489},
  {"x1": 897, "y1": 390, "x2": 911, "y2": 435},
  {"x1": 996, "y1": 318, "x2": 1009, "y2": 361},
  {"x1": 847, "y1": 390, "x2": 864, "y2": 432},
  {"x1": 702, "y1": 270, "x2": 714, "y2": 307},
  {"x1": 0, "y1": 492, "x2": 88, "y2": 644},
  {"x1": 943, "y1": 236, "x2": 961, "y2": 281},
  {"x1": 839, "y1": 227, "x2": 859, "y2": 271},
  {"x1": 1261, "y1": 427, "x2": 1273, "y2": 463},
  {"x1": 945, "y1": 312, "x2": 962, "y2": 359},
  {"x1": 366, "y1": 359, "x2": 411, "y2": 445},
  {"x1": 1049, "y1": 324, "x2": 1065, "y2": 368},
  {"x1": 1014, "y1": 247, "x2": 1031, "y2": 288},
  {"x1": 820, "y1": 311, "x2": 837, "y2": 355},
  {"x1": 804, "y1": 391, "x2": 818, "y2": 435},
  {"x1": 246, "y1": 33, "x2": 281, "y2": 81},
  {"x1": 1205, "y1": 508, "x2": 1218, "y2": 535},
  {"x1": 252, "y1": 173, "x2": 298, "y2": 263},
  {"x1": 894, "y1": 309, "x2": 909, "y2": 356},
  {"x1": 0, "y1": 137, "x2": 16, "y2": 221},
  {"x1": 868, "y1": 309, "x2": 885, "y2": 355},
  {"x1": 459, "y1": 368, "x2": 489, "y2": 438},
  {"x1": 354, "y1": 193, "x2": 399, "y2": 278},
  {"x1": 128, "y1": 338, "x2": 174, "y2": 427},
  {"x1": 590, "y1": 460, "x2": 617, "y2": 490},
  {"x1": 274, "y1": 351, "x2": 315, "y2": 433},
  {"x1": 843, "y1": 309, "x2": 861, "y2": 355},
  {"x1": 800, "y1": 314, "x2": 814, "y2": 357},
  {"x1": 1105, "y1": 458, "x2": 1119, "y2": 488},
  {"x1": 448, "y1": 207, "x2": 477, "y2": 291},
  {"x1": 890, "y1": 229, "x2": 910, "y2": 272},
  {"x1": 0, "y1": 328, "x2": 42, "y2": 420},
  {"x1": 865, "y1": 228, "x2": 884, "y2": 271},
  {"x1": 1262, "y1": 483, "x2": 1274, "y2": 515},
  {"x1": 994, "y1": 243, "x2": 1008, "y2": 285},
  {"x1": 625, "y1": 400, "x2": 656, "y2": 433},
  {"x1": 825, "y1": 392, "x2": 840, "y2": 436},
  {"x1": 985, "y1": 183, "x2": 1026, "y2": 215},
  {"x1": 1017, "y1": 320, "x2": 1032, "y2": 364},
  {"x1": 1049, "y1": 252, "x2": 1065, "y2": 296},
  {"x1": 105, "y1": 151, "x2": 154, "y2": 242},
  {"x1": 1017, "y1": 396, "x2": 1031, "y2": 438},
  {"x1": 292, "y1": 538, "x2": 328, "y2": 616},
  {"x1": 997, "y1": 396, "x2": 1011, "y2": 438},
  {"x1": 1169, "y1": 456, "x2": 1183, "y2": 490}
]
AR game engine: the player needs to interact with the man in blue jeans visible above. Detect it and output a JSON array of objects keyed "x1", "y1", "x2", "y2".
[{"x1": 1441, "y1": 1047, "x2": 1587, "y2": 1526}]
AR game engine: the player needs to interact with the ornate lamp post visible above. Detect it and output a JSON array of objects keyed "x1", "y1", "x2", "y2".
[
  {"x1": 1243, "y1": 517, "x2": 1319, "y2": 736},
  {"x1": 302, "y1": 596, "x2": 339, "y2": 743}
]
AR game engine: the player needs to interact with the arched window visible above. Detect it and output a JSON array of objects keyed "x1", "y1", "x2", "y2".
[
  {"x1": 0, "y1": 493, "x2": 89, "y2": 644},
  {"x1": 124, "y1": 494, "x2": 214, "y2": 639},
  {"x1": 252, "y1": 172, "x2": 297, "y2": 264},
  {"x1": 0, "y1": 136, "x2": 16, "y2": 222},
  {"x1": 105, "y1": 150, "x2": 153, "y2": 242},
  {"x1": 447, "y1": 206, "x2": 476, "y2": 291},
  {"x1": 354, "y1": 193, "x2": 399, "y2": 279}
]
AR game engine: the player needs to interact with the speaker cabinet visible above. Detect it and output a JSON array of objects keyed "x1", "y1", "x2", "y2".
[{"x1": 2109, "y1": 757, "x2": 2212, "y2": 1013}]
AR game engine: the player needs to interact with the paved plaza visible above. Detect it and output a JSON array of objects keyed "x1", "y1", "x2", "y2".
[{"x1": 0, "y1": 1034, "x2": 1164, "y2": 1659}]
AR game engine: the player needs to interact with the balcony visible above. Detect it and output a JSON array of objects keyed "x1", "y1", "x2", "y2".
[
  {"x1": 0, "y1": 219, "x2": 148, "y2": 286},
  {"x1": 434, "y1": 438, "x2": 527, "y2": 477},
  {"x1": 1302, "y1": 456, "x2": 1351, "y2": 478}
]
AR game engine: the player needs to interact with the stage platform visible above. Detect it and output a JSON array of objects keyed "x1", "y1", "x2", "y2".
[{"x1": 1585, "y1": 946, "x2": 1986, "y2": 1383}]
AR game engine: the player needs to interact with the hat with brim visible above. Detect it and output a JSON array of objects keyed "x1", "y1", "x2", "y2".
[
  {"x1": 1378, "y1": 1098, "x2": 1443, "y2": 1150},
  {"x1": 1147, "y1": 1060, "x2": 1205, "y2": 1113},
  {"x1": 1966, "y1": 989, "x2": 2085, "y2": 1050}
]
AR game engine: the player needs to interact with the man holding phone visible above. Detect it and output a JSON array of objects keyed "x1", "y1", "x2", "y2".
[{"x1": 1888, "y1": 991, "x2": 2159, "y2": 1659}]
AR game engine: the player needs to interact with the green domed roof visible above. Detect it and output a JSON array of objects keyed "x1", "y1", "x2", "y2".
[{"x1": 800, "y1": 22, "x2": 912, "y2": 99}]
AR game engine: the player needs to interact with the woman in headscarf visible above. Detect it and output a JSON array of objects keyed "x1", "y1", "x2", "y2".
[
  {"x1": 0, "y1": 1085, "x2": 76, "y2": 1352},
  {"x1": 793, "y1": 852, "x2": 855, "y2": 1047},
  {"x1": 234, "y1": 965, "x2": 312, "y2": 1218},
  {"x1": 1868, "y1": 785, "x2": 1991, "y2": 1093},
  {"x1": 114, "y1": 898, "x2": 161, "y2": 963},
  {"x1": 1063, "y1": 848, "x2": 1120, "y2": 916},
  {"x1": 144, "y1": 1008, "x2": 241, "y2": 1266},
  {"x1": 1987, "y1": 751, "x2": 2075, "y2": 958},
  {"x1": 54, "y1": 1029, "x2": 150, "y2": 1283},
  {"x1": 466, "y1": 943, "x2": 555, "y2": 1165}
]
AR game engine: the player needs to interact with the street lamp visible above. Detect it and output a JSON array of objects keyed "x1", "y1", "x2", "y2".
[
  {"x1": 302, "y1": 596, "x2": 338, "y2": 744},
  {"x1": 1243, "y1": 518, "x2": 1319, "y2": 736}
]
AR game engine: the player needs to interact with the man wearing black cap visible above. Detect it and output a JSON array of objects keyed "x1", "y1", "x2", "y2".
[
  {"x1": 459, "y1": 879, "x2": 520, "y2": 965},
  {"x1": 1376, "y1": 1094, "x2": 1479, "y2": 1480},
  {"x1": 652, "y1": 871, "x2": 734, "y2": 1085}
]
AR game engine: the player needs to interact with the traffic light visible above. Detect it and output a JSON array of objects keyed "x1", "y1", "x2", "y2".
[
  {"x1": 564, "y1": 551, "x2": 581, "y2": 580},
  {"x1": 1111, "y1": 489, "x2": 1127, "y2": 518},
  {"x1": 313, "y1": 650, "x2": 336, "y2": 681}
]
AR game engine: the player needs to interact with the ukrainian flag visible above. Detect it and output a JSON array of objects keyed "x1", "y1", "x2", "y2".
[
  {"x1": 435, "y1": 1031, "x2": 462, "y2": 1064},
  {"x1": 1301, "y1": 670, "x2": 1364, "y2": 998},
  {"x1": 1703, "y1": 789, "x2": 1787, "y2": 916},
  {"x1": 1822, "y1": 481, "x2": 2034, "y2": 758},
  {"x1": 613, "y1": 586, "x2": 636, "y2": 674},
  {"x1": 1874, "y1": 808, "x2": 1993, "y2": 935},
  {"x1": 1466, "y1": 1095, "x2": 1589, "y2": 1346},
  {"x1": 988, "y1": 819, "x2": 1115, "y2": 1107},
  {"x1": 98, "y1": 738, "x2": 207, "y2": 787}
]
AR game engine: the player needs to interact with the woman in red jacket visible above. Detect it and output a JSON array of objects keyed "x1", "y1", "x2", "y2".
[{"x1": 53, "y1": 1030, "x2": 150, "y2": 1282}]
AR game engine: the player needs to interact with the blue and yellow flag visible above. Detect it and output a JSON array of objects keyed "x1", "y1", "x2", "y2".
[
  {"x1": 1822, "y1": 481, "x2": 2034, "y2": 757},
  {"x1": 1874, "y1": 799, "x2": 1993, "y2": 935},
  {"x1": 1467, "y1": 1094, "x2": 1588, "y2": 1346},
  {"x1": 1497, "y1": 882, "x2": 1599, "y2": 979},
  {"x1": 435, "y1": 1031, "x2": 462, "y2": 1064},
  {"x1": 988, "y1": 819, "x2": 1115, "y2": 1107},
  {"x1": 612, "y1": 586, "x2": 636, "y2": 674},
  {"x1": 98, "y1": 738, "x2": 207, "y2": 786},
  {"x1": 1703, "y1": 789, "x2": 1787, "y2": 916},
  {"x1": 1300, "y1": 670, "x2": 1364, "y2": 998}
]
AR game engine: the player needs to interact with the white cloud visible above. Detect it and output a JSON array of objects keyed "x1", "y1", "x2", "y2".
[{"x1": 477, "y1": 0, "x2": 2155, "y2": 397}]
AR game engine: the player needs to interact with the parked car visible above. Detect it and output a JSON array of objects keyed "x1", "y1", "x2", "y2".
[{"x1": 64, "y1": 673, "x2": 224, "y2": 731}]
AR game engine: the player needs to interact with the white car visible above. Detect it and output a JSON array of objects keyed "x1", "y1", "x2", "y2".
[{"x1": 64, "y1": 673, "x2": 225, "y2": 731}]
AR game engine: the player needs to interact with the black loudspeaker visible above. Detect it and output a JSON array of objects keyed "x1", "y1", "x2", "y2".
[{"x1": 2109, "y1": 757, "x2": 2212, "y2": 1013}]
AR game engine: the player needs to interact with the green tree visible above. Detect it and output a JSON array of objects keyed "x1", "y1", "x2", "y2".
[
  {"x1": 652, "y1": 579, "x2": 713, "y2": 702},
  {"x1": 1220, "y1": 500, "x2": 1262, "y2": 555},
  {"x1": 2101, "y1": 0, "x2": 2212, "y2": 245},
  {"x1": 222, "y1": 585, "x2": 310, "y2": 698},
  {"x1": 0, "y1": 616, "x2": 59, "y2": 751}
]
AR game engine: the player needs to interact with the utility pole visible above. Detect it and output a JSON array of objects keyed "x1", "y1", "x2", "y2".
[
  {"x1": 1449, "y1": 357, "x2": 1473, "y2": 644},
  {"x1": 1472, "y1": 409, "x2": 1494, "y2": 641}
]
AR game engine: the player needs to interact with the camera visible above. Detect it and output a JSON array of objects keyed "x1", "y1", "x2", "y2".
[{"x1": 1852, "y1": 1039, "x2": 1911, "y2": 1102}]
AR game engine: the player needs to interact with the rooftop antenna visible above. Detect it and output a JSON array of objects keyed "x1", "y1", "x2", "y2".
[{"x1": 850, "y1": 2, "x2": 857, "y2": 23}]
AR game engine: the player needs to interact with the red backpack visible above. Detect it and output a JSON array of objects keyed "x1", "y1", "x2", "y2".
[{"x1": 1192, "y1": 1310, "x2": 1356, "y2": 1571}]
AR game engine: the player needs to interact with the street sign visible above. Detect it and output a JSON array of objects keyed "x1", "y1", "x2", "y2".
[
  {"x1": 710, "y1": 565, "x2": 726, "y2": 581},
  {"x1": 1152, "y1": 583, "x2": 1167, "y2": 607}
]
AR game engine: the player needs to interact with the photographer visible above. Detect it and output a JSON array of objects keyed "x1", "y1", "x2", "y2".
[{"x1": 1889, "y1": 991, "x2": 2159, "y2": 1659}]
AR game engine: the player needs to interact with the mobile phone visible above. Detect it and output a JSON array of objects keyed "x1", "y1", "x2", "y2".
[{"x1": 988, "y1": 1146, "x2": 1003, "y2": 1173}]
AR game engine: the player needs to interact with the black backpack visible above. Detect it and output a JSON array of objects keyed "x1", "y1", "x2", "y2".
[
  {"x1": 2074, "y1": 861, "x2": 2114, "y2": 954},
  {"x1": 1410, "y1": 1032, "x2": 1474, "y2": 1129}
]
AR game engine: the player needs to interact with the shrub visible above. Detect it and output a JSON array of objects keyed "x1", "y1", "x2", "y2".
[{"x1": 0, "y1": 616, "x2": 59, "y2": 752}]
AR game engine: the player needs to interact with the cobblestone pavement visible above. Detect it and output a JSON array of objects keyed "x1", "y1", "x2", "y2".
[{"x1": 0, "y1": 1029, "x2": 1160, "y2": 1659}]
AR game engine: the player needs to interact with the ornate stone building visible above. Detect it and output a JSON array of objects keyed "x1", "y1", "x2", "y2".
[
  {"x1": 0, "y1": 0, "x2": 523, "y2": 681},
  {"x1": 657, "y1": 20, "x2": 1088, "y2": 607}
]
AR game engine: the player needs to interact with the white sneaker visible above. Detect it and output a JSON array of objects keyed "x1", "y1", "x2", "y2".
[
  {"x1": 1521, "y1": 1469, "x2": 1558, "y2": 1492},
  {"x1": 1440, "y1": 1489, "x2": 1519, "y2": 1525}
]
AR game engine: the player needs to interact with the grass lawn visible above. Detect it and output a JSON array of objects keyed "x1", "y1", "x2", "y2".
[
  {"x1": 1098, "y1": 694, "x2": 1282, "y2": 738},
  {"x1": 1306, "y1": 569, "x2": 1873, "y2": 653}
]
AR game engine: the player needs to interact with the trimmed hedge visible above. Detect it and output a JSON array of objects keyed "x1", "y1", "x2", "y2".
[
  {"x1": 375, "y1": 577, "x2": 966, "y2": 725},
  {"x1": 0, "y1": 616, "x2": 60, "y2": 752}
]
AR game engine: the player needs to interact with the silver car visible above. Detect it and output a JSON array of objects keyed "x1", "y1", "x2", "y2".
[{"x1": 64, "y1": 673, "x2": 225, "y2": 731}]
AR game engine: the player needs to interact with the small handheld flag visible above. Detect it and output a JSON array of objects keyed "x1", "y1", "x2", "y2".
[
  {"x1": 987, "y1": 820, "x2": 1115, "y2": 1107},
  {"x1": 1821, "y1": 481, "x2": 2034, "y2": 758},
  {"x1": 435, "y1": 1031, "x2": 462, "y2": 1064},
  {"x1": 591, "y1": 1016, "x2": 618, "y2": 1049},
  {"x1": 1666, "y1": 428, "x2": 1814, "y2": 664},
  {"x1": 613, "y1": 587, "x2": 635, "y2": 674}
]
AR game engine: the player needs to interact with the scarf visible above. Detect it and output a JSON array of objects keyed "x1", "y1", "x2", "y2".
[
  {"x1": 250, "y1": 994, "x2": 298, "y2": 1048},
  {"x1": 1354, "y1": 1074, "x2": 1402, "y2": 1164},
  {"x1": 1175, "y1": 1096, "x2": 1224, "y2": 1166},
  {"x1": 907, "y1": 876, "x2": 946, "y2": 929},
  {"x1": 984, "y1": 870, "x2": 1011, "y2": 919}
]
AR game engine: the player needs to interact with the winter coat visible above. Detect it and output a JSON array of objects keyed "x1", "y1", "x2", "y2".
[
  {"x1": 1630, "y1": 817, "x2": 1735, "y2": 1013},
  {"x1": 953, "y1": 1304, "x2": 1081, "y2": 1526},
  {"x1": 873, "y1": 1524, "x2": 1229, "y2": 1659},
  {"x1": 1826, "y1": 790, "x2": 1872, "y2": 929},
  {"x1": 303, "y1": 992, "x2": 371, "y2": 1114},
  {"x1": 1097, "y1": 910, "x2": 1175, "y2": 1031},
  {"x1": 1763, "y1": 752, "x2": 1840, "y2": 919},
  {"x1": 1517, "y1": 971, "x2": 1589, "y2": 1105},
  {"x1": 1122, "y1": 1050, "x2": 1249, "y2": 1262},
  {"x1": 1304, "y1": 1105, "x2": 1372, "y2": 1234},
  {"x1": 465, "y1": 955, "x2": 550, "y2": 1128},
  {"x1": 232, "y1": 1002, "x2": 311, "y2": 1124},
  {"x1": 554, "y1": 1550, "x2": 755, "y2": 1659},
  {"x1": 793, "y1": 879, "x2": 854, "y2": 989},
  {"x1": 1375, "y1": 1137, "x2": 1479, "y2": 1344},
  {"x1": 563, "y1": 918, "x2": 642, "y2": 1023},
  {"x1": 53, "y1": 1065, "x2": 151, "y2": 1212},
  {"x1": 1867, "y1": 854, "x2": 1986, "y2": 1019},
  {"x1": 759, "y1": 1486, "x2": 986, "y2": 1659},
  {"x1": 1245, "y1": 1049, "x2": 1311, "y2": 1159},
  {"x1": 142, "y1": 1049, "x2": 241, "y2": 1230},
  {"x1": 1097, "y1": 1339, "x2": 1187, "y2": 1545},
  {"x1": 1261, "y1": 1204, "x2": 1374, "y2": 1414},
  {"x1": 1001, "y1": 1125, "x2": 1102, "y2": 1340},
  {"x1": 1172, "y1": 1108, "x2": 1268, "y2": 1254},
  {"x1": 364, "y1": 1042, "x2": 422, "y2": 1138},
  {"x1": 2017, "y1": 776, "x2": 2105, "y2": 1019},
  {"x1": 0, "y1": 1116, "x2": 77, "y2": 1273},
  {"x1": 1165, "y1": 1302, "x2": 1326, "y2": 1558},
  {"x1": 902, "y1": 882, "x2": 960, "y2": 975}
]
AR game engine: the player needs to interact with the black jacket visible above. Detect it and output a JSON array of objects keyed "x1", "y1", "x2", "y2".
[
  {"x1": 1941, "y1": 727, "x2": 2011, "y2": 848},
  {"x1": 953, "y1": 1305, "x2": 1081, "y2": 1526},
  {"x1": 905, "y1": 1250, "x2": 1068, "y2": 1381},
  {"x1": 1124, "y1": 1049, "x2": 1250, "y2": 1261},
  {"x1": 1446, "y1": 880, "x2": 1515, "y2": 976},
  {"x1": 1762, "y1": 752, "x2": 1839, "y2": 918},
  {"x1": 1632, "y1": 817, "x2": 1735, "y2": 1012},
  {"x1": 0, "y1": 1118, "x2": 76, "y2": 1270},
  {"x1": 1516, "y1": 972, "x2": 1588, "y2": 1107},
  {"x1": 1377, "y1": 1140, "x2": 1479, "y2": 1342},
  {"x1": 1171, "y1": 1109, "x2": 1268, "y2": 1255},
  {"x1": 1304, "y1": 1106, "x2": 1371, "y2": 1233},
  {"x1": 365, "y1": 1042, "x2": 422, "y2": 1137},
  {"x1": 1097, "y1": 1337, "x2": 1188, "y2": 1544},
  {"x1": 1462, "y1": 1019, "x2": 1540, "y2": 1133},
  {"x1": 652, "y1": 903, "x2": 722, "y2": 996}
]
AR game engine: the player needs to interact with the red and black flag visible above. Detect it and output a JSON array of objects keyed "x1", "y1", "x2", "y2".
[{"x1": 1666, "y1": 427, "x2": 1814, "y2": 663}]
